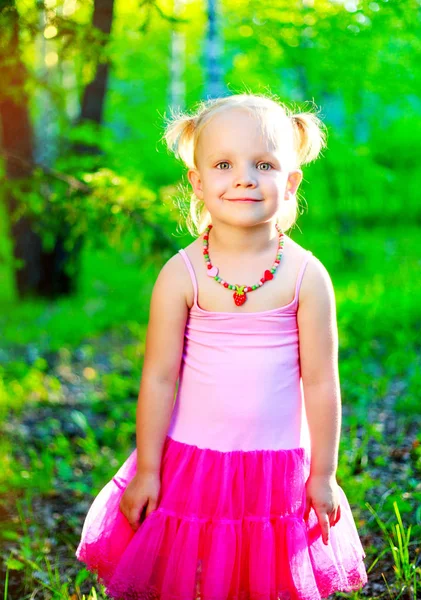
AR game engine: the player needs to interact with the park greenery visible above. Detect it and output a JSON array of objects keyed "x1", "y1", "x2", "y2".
[{"x1": 0, "y1": 0, "x2": 420, "y2": 598}]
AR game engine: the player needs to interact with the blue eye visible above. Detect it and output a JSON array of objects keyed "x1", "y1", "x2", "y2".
[{"x1": 215, "y1": 161, "x2": 274, "y2": 170}]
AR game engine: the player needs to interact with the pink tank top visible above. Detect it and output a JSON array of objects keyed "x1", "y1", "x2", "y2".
[{"x1": 166, "y1": 248, "x2": 313, "y2": 453}]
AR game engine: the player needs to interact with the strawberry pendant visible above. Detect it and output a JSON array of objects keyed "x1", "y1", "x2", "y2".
[{"x1": 233, "y1": 285, "x2": 247, "y2": 306}]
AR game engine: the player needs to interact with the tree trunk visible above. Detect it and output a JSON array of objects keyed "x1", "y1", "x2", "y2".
[
  {"x1": 168, "y1": 0, "x2": 186, "y2": 112},
  {"x1": 55, "y1": 0, "x2": 116, "y2": 294},
  {"x1": 0, "y1": 0, "x2": 46, "y2": 297},
  {"x1": 73, "y1": 0, "x2": 115, "y2": 156},
  {"x1": 0, "y1": 0, "x2": 115, "y2": 298},
  {"x1": 204, "y1": 0, "x2": 226, "y2": 100}
]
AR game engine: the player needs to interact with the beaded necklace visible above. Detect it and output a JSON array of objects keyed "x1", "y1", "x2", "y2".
[{"x1": 203, "y1": 223, "x2": 285, "y2": 306}]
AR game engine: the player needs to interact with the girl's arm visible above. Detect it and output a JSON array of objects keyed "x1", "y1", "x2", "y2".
[
  {"x1": 135, "y1": 254, "x2": 190, "y2": 476},
  {"x1": 297, "y1": 256, "x2": 341, "y2": 479}
]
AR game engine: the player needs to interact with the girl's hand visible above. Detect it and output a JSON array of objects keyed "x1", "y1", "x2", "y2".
[
  {"x1": 303, "y1": 474, "x2": 341, "y2": 545},
  {"x1": 119, "y1": 472, "x2": 161, "y2": 532}
]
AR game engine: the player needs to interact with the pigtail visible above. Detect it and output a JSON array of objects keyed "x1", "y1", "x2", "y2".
[
  {"x1": 163, "y1": 113, "x2": 197, "y2": 169},
  {"x1": 161, "y1": 108, "x2": 210, "y2": 236},
  {"x1": 290, "y1": 112, "x2": 328, "y2": 166}
]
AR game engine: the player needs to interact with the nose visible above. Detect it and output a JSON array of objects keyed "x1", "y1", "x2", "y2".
[{"x1": 234, "y1": 165, "x2": 257, "y2": 188}]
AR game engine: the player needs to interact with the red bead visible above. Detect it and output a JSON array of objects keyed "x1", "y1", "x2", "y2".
[
  {"x1": 224, "y1": 282, "x2": 229, "y2": 288},
  {"x1": 264, "y1": 270, "x2": 274, "y2": 281},
  {"x1": 203, "y1": 249, "x2": 208, "y2": 254},
  {"x1": 204, "y1": 235, "x2": 208, "y2": 240},
  {"x1": 207, "y1": 264, "x2": 212, "y2": 269}
]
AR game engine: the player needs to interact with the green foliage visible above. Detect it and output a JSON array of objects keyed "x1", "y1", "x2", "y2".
[
  {"x1": 2, "y1": 0, "x2": 421, "y2": 299},
  {"x1": 3, "y1": 157, "x2": 172, "y2": 260},
  {"x1": 366, "y1": 500, "x2": 420, "y2": 596},
  {"x1": 1, "y1": 0, "x2": 421, "y2": 597}
]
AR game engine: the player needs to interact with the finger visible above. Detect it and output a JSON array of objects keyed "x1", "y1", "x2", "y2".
[
  {"x1": 128, "y1": 514, "x2": 140, "y2": 532},
  {"x1": 329, "y1": 508, "x2": 337, "y2": 527},
  {"x1": 335, "y1": 503, "x2": 341, "y2": 524},
  {"x1": 318, "y1": 513, "x2": 330, "y2": 545},
  {"x1": 146, "y1": 501, "x2": 157, "y2": 518},
  {"x1": 330, "y1": 503, "x2": 340, "y2": 526},
  {"x1": 119, "y1": 501, "x2": 133, "y2": 526},
  {"x1": 127, "y1": 504, "x2": 148, "y2": 532}
]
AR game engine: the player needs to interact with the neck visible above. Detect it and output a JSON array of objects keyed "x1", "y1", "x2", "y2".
[{"x1": 206, "y1": 220, "x2": 280, "y2": 258}]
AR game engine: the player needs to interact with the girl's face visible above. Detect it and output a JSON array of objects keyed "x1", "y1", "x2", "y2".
[{"x1": 187, "y1": 108, "x2": 303, "y2": 229}]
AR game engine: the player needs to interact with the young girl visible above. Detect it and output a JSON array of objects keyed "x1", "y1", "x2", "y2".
[{"x1": 75, "y1": 93, "x2": 368, "y2": 600}]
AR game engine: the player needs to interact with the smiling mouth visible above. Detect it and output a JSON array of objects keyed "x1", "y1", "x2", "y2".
[{"x1": 226, "y1": 198, "x2": 263, "y2": 202}]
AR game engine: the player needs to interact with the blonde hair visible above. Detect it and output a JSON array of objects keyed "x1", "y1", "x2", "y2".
[{"x1": 162, "y1": 93, "x2": 327, "y2": 236}]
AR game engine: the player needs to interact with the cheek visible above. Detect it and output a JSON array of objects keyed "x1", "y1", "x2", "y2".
[
  {"x1": 260, "y1": 174, "x2": 281, "y2": 188},
  {"x1": 272, "y1": 172, "x2": 287, "y2": 186},
  {"x1": 206, "y1": 172, "x2": 228, "y2": 188}
]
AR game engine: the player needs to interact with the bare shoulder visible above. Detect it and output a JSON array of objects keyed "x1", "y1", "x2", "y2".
[
  {"x1": 153, "y1": 250, "x2": 192, "y2": 307},
  {"x1": 149, "y1": 250, "x2": 193, "y2": 328},
  {"x1": 286, "y1": 235, "x2": 337, "y2": 324},
  {"x1": 282, "y1": 235, "x2": 329, "y2": 295},
  {"x1": 298, "y1": 248, "x2": 336, "y2": 309},
  {"x1": 142, "y1": 252, "x2": 190, "y2": 385}
]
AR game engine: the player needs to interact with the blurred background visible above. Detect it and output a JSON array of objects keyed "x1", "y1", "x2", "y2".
[{"x1": 1, "y1": 0, "x2": 420, "y2": 598}]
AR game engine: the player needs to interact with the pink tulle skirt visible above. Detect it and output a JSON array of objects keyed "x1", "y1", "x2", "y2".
[{"x1": 75, "y1": 435, "x2": 367, "y2": 600}]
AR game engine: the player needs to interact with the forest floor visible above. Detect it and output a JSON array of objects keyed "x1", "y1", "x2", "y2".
[{"x1": 1, "y1": 324, "x2": 420, "y2": 600}]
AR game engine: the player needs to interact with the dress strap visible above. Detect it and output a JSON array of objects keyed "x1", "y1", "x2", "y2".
[
  {"x1": 294, "y1": 250, "x2": 313, "y2": 304},
  {"x1": 178, "y1": 249, "x2": 198, "y2": 306},
  {"x1": 178, "y1": 247, "x2": 312, "y2": 309}
]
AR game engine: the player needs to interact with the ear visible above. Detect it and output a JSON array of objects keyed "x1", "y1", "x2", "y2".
[
  {"x1": 285, "y1": 169, "x2": 303, "y2": 200},
  {"x1": 187, "y1": 168, "x2": 204, "y2": 200}
]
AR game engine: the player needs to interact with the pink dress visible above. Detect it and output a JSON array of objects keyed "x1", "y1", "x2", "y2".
[{"x1": 75, "y1": 248, "x2": 368, "y2": 600}]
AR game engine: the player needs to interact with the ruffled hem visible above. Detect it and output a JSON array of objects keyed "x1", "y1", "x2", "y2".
[{"x1": 75, "y1": 435, "x2": 368, "y2": 600}]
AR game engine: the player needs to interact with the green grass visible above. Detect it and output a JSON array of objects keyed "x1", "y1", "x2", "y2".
[{"x1": 1, "y1": 223, "x2": 420, "y2": 599}]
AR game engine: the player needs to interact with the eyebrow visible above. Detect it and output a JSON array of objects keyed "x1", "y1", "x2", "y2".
[{"x1": 206, "y1": 151, "x2": 279, "y2": 161}]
